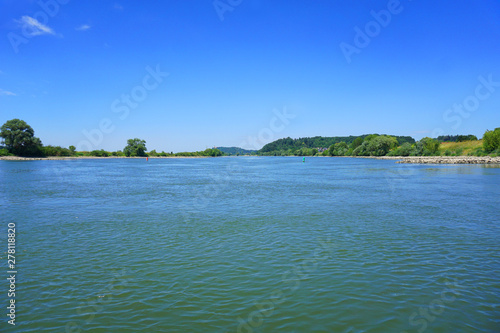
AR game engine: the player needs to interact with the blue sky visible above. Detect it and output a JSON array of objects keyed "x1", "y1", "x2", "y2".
[{"x1": 1, "y1": 0, "x2": 499, "y2": 152}]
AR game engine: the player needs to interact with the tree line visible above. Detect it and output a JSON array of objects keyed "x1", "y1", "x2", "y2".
[
  {"x1": 257, "y1": 131, "x2": 500, "y2": 157},
  {"x1": 1, "y1": 118, "x2": 499, "y2": 158},
  {"x1": 0, "y1": 119, "x2": 223, "y2": 158}
]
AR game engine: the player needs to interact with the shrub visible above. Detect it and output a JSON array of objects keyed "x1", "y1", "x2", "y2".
[
  {"x1": 483, "y1": 128, "x2": 500, "y2": 153},
  {"x1": 388, "y1": 142, "x2": 413, "y2": 156},
  {"x1": 0, "y1": 148, "x2": 11, "y2": 156},
  {"x1": 90, "y1": 149, "x2": 109, "y2": 157},
  {"x1": 42, "y1": 145, "x2": 72, "y2": 157}
]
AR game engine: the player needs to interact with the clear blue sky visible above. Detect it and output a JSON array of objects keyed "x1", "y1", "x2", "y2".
[{"x1": 1, "y1": 0, "x2": 499, "y2": 152}]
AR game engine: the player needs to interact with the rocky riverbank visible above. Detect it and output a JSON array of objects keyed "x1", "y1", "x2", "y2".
[{"x1": 395, "y1": 156, "x2": 500, "y2": 164}]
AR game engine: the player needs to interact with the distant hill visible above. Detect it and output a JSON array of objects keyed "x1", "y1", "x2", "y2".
[
  {"x1": 216, "y1": 147, "x2": 257, "y2": 155},
  {"x1": 260, "y1": 135, "x2": 415, "y2": 153}
]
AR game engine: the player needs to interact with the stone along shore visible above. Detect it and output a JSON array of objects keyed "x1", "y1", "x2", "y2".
[{"x1": 395, "y1": 156, "x2": 500, "y2": 164}]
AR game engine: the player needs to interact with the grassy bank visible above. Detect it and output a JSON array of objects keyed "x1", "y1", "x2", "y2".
[{"x1": 438, "y1": 140, "x2": 483, "y2": 156}]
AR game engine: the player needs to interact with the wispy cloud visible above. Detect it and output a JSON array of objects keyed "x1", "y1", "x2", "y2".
[
  {"x1": 0, "y1": 89, "x2": 16, "y2": 96},
  {"x1": 114, "y1": 3, "x2": 124, "y2": 10},
  {"x1": 76, "y1": 24, "x2": 91, "y2": 31},
  {"x1": 16, "y1": 15, "x2": 56, "y2": 36}
]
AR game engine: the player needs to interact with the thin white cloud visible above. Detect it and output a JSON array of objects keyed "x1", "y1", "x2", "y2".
[
  {"x1": 16, "y1": 15, "x2": 55, "y2": 36},
  {"x1": 0, "y1": 89, "x2": 16, "y2": 96},
  {"x1": 114, "y1": 3, "x2": 124, "y2": 10},
  {"x1": 76, "y1": 24, "x2": 91, "y2": 31}
]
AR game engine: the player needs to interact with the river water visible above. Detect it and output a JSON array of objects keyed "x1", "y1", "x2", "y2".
[{"x1": 1, "y1": 157, "x2": 499, "y2": 332}]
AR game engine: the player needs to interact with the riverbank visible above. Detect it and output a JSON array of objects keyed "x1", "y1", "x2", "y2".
[
  {"x1": 2, "y1": 155, "x2": 499, "y2": 164},
  {"x1": 345, "y1": 156, "x2": 500, "y2": 164},
  {"x1": 394, "y1": 156, "x2": 500, "y2": 164},
  {"x1": 0, "y1": 156, "x2": 209, "y2": 161}
]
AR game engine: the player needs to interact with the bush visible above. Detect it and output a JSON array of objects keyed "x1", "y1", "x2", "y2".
[
  {"x1": 483, "y1": 128, "x2": 500, "y2": 153},
  {"x1": 42, "y1": 145, "x2": 73, "y2": 157},
  {"x1": 0, "y1": 148, "x2": 11, "y2": 156},
  {"x1": 353, "y1": 135, "x2": 398, "y2": 156},
  {"x1": 329, "y1": 142, "x2": 349, "y2": 156},
  {"x1": 388, "y1": 142, "x2": 413, "y2": 156},
  {"x1": 411, "y1": 137, "x2": 440, "y2": 156},
  {"x1": 90, "y1": 149, "x2": 109, "y2": 157},
  {"x1": 469, "y1": 147, "x2": 486, "y2": 156}
]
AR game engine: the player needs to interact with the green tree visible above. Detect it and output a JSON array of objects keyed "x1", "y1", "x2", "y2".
[
  {"x1": 69, "y1": 145, "x2": 76, "y2": 153},
  {"x1": 411, "y1": 137, "x2": 440, "y2": 156},
  {"x1": 368, "y1": 135, "x2": 398, "y2": 156},
  {"x1": 353, "y1": 135, "x2": 397, "y2": 156},
  {"x1": 483, "y1": 128, "x2": 500, "y2": 153},
  {"x1": 0, "y1": 119, "x2": 43, "y2": 156},
  {"x1": 123, "y1": 138, "x2": 147, "y2": 157},
  {"x1": 202, "y1": 148, "x2": 223, "y2": 157},
  {"x1": 388, "y1": 142, "x2": 413, "y2": 156},
  {"x1": 351, "y1": 137, "x2": 363, "y2": 150},
  {"x1": 330, "y1": 142, "x2": 349, "y2": 156}
]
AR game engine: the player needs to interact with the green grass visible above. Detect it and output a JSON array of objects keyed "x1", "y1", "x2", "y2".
[{"x1": 438, "y1": 140, "x2": 483, "y2": 156}]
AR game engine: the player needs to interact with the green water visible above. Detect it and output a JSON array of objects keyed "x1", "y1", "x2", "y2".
[{"x1": 1, "y1": 157, "x2": 499, "y2": 332}]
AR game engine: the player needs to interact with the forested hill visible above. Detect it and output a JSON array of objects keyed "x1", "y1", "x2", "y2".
[
  {"x1": 216, "y1": 147, "x2": 257, "y2": 155},
  {"x1": 260, "y1": 135, "x2": 415, "y2": 153}
]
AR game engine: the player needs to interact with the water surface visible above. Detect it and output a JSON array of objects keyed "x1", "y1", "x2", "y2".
[{"x1": 1, "y1": 157, "x2": 499, "y2": 332}]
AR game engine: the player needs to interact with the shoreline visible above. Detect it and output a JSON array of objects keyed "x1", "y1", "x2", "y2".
[
  {"x1": 394, "y1": 156, "x2": 500, "y2": 164},
  {"x1": 357, "y1": 156, "x2": 500, "y2": 164},
  {"x1": 0, "y1": 156, "x2": 209, "y2": 161},
  {"x1": 1, "y1": 155, "x2": 499, "y2": 164}
]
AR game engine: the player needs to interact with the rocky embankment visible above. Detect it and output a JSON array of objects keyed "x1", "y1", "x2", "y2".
[{"x1": 395, "y1": 156, "x2": 500, "y2": 164}]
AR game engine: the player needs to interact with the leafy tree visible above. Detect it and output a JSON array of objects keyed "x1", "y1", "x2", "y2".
[
  {"x1": 202, "y1": 148, "x2": 223, "y2": 157},
  {"x1": 329, "y1": 142, "x2": 349, "y2": 156},
  {"x1": 353, "y1": 135, "x2": 398, "y2": 156},
  {"x1": 123, "y1": 138, "x2": 147, "y2": 157},
  {"x1": 438, "y1": 134, "x2": 478, "y2": 142},
  {"x1": 90, "y1": 149, "x2": 109, "y2": 157},
  {"x1": 351, "y1": 137, "x2": 363, "y2": 150},
  {"x1": 42, "y1": 145, "x2": 72, "y2": 156},
  {"x1": 368, "y1": 135, "x2": 398, "y2": 156},
  {"x1": 411, "y1": 137, "x2": 440, "y2": 156},
  {"x1": 69, "y1": 145, "x2": 76, "y2": 153},
  {"x1": 390, "y1": 142, "x2": 413, "y2": 156},
  {"x1": 0, "y1": 119, "x2": 43, "y2": 156},
  {"x1": 483, "y1": 128, "x2": 500, "y2": 153}
]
